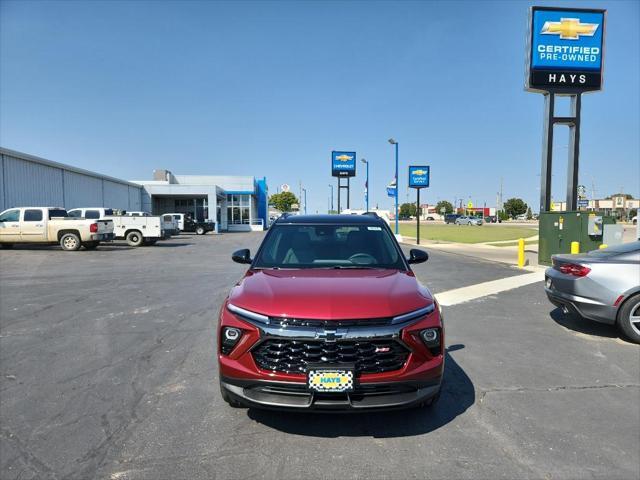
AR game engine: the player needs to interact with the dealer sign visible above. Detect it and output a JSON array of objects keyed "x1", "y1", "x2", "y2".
[{"x1": 526, "y1": 6, "x2": 605, "y2": 92}]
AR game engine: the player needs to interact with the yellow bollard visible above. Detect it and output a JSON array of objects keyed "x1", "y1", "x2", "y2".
[
  {"x1": 571, "y1": 241, "x2": 580, "y2": 254},
  {"x1": 517, "y1": 238, "x2": 525, "y2": 268},
  {"x1": 599, "y1": 244, "x2": 608, "y2": 249}
]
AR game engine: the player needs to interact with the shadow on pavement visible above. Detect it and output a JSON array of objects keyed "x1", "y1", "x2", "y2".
[
  {"x1": 148, "y1": 242, "x2": 193, "y2": 247},
  {"x1": 1, "y1": 244, "x2": 134, "y2": 252},
  {"x1": 548, "y1": 307, "x2": 629, "y2": 342},
  {"x1": 247, "y1": 344, "x2": 474, "y2": 438}
]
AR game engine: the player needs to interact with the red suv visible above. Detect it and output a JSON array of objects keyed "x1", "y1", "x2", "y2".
[{"x1": 217, "y1": 214, "x2": 444, "y2": 411}]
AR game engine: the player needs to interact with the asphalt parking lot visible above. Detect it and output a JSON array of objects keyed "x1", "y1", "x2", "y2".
[{"x1": 1, "y1": 233, "x2": 638, "y2": 480}]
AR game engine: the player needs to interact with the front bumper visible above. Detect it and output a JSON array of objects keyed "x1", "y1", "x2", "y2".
[
  {"x1": 220, "y1": 376, "x2": 441, "y2": 411},
  {"x1": 218, "y1": 302, "x2": 444, "y2": 411}
]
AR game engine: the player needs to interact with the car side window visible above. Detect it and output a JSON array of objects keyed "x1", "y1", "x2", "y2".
[
  {"x1": 85, "y1": 210, "x2": 100, "y2": 219},
  {"x1": 68, "y1": 210, "x2": 82, "y2": 218},
  {"x1": 0, "y1": 209, "x2": 20, "y2": 222},
  {"x1": 23, "y1": 209, "x2": 43, "y2": 222}
]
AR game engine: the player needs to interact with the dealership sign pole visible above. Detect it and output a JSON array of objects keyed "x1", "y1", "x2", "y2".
[
  {"x1": 408, "y1": 166, "x2": 430, "y2": 245},
  {"x1": 526, "y1": 6, "x2": 605, "y2": 212},
  {"x1": 331, "y1": 151, "x2": 356, "y2": 213}
]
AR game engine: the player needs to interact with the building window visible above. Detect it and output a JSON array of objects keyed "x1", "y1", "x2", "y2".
[{"x1": 227, "y1": 194, "x2": 251, "y2": 224}]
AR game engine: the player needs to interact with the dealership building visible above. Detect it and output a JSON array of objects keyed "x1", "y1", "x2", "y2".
[{"x1": 0, "y1": 147, "x2": 268, "y2": 231}]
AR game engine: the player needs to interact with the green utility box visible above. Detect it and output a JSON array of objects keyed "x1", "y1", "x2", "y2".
[{"x1": 538, "y1": 211, "x2": 616, "y2": 265}]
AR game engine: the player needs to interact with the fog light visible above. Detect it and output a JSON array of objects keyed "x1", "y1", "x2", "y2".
[
  {"x1": 420, "y1": 328, "x2": 441, "y2": 356},
  {"x1": 221, "y1": 327, "x2": 242, "y2": 355}
]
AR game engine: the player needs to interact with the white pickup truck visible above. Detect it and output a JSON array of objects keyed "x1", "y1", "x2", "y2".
[
  {"x1": 125, "y1": 211, "x2": 179, "y2": 236},
  {"x1": 0, "y1": 207, "x2": 114, "y2": 251},
  {"x1": 68, "y1": 208, "x2": 169, "y2": 247}
]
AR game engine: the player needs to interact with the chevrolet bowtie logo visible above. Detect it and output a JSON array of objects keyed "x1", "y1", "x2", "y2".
[
  {"x1": 335, "y1": 154, "x2": 353, "y2": 162},
  {"x1": 541, "y1": 18, "x2": 599, "y2": 40}
]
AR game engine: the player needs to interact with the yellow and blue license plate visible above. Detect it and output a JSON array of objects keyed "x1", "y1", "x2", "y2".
[{"x1": 307, "y1": 369, "x2": 354, "y2": 393}]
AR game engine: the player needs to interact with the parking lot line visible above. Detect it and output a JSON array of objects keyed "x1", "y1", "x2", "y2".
[{"x1": 436, "y1": 270, "x2": 545, "y2": 306}]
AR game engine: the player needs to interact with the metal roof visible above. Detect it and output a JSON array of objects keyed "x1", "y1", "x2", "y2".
[{"x1": 0, "y1": 147, "x2": 142, "y2": 188}]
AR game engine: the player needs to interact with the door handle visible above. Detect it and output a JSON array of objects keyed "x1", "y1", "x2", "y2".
[
  {"x1": 11, "y1": 224, "x2": 19, "y2": 227},
  {"x1": 36, "y1": 224, "x2": 43, "y2": 227}
]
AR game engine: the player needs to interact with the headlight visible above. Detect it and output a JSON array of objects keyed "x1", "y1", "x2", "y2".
[
  {"x1": 420, "y1": 328, "x2": 442, "y2": 356},
  {"x1": 221, "y1": 327, "x2": 242, "y2": 355}
]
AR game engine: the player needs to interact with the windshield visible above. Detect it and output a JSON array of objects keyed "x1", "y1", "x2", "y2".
[
  {"x1": 253, "y1": 224, "x2": 406, "y2": 269},
  {"x1": 48, "y1": 208, "x2": 68, "y2": 218}
]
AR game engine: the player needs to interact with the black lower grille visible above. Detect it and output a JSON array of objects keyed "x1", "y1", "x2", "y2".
[{"x1": 252, "y1": 339, "x2": 409, "y2": 374}]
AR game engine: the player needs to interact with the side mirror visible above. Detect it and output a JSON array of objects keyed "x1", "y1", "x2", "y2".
[
  {"x1": 232, "y1": 248, "x2": 252, "y2": 264},
  {"x1": 407, "y1": 248, "x2": 428, "y2": 265}
]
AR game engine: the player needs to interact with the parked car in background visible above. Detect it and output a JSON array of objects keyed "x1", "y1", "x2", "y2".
[
  {"x1": 545, "y1": 241, "x2": 640, "y2": 343},
  {"x1": 515, "y1": 214, "x2": 528, "y2": 221},
  {"x1": 165, "y1": 213, "x2": 215, "y2": 235},
  {"x1": 0, "y1": 207, "x2": 114, "y2": 251},
  {"x1": 68, "y1": 208, "x2": 169, "y2": 246},
  {"x1": 444, "y1": 214, "x2": 461, "y2": 224},
  {"x1": 455, "y1": 216, "x2": 483, "y2": 226},
  {"x1": 161, "y1": 214, "x2": 181, "y2": 236},
  {"x1": 484, "y1": 215, "x2": 499, "y2": 223}
]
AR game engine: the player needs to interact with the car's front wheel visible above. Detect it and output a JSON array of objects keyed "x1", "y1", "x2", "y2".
[
  {"x1": 196, "y1": 226, "x2": 205, "y2": 235},
  {"x1": 617, "y1": 294, "x2": 640, "y2": 344}
]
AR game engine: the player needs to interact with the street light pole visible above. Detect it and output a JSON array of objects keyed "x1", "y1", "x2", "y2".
[
  {"x1": 388, "y1": 138, "x2": 399, "y2": 234},
  {"x1": 361, "y1": 158, "x2": 369, "y2": 212},
  {"x1": 302, "y1": 188, "x2": 307, "y2": 215},
  {"x1": 328, "y1": 184, "x2": 334, "y2": 213}
]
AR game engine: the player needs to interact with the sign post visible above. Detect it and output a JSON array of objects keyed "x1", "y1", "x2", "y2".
[
  {"x1": 408, "y1": 166, "x2": 430, "y2": 245},
  {"x1": 526, "y1": 6, "x2": 605, "y2": 212},
  {"x1": 331, "y1": 151, "x2": 356, "y2": 213}
]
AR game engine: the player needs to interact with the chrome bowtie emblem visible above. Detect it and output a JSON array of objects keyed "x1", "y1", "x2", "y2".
[{"x1": 315, "y1": 328, "x2": 346, "y2": 342}]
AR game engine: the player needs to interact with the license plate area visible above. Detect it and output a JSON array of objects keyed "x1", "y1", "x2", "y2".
[{"x1": 307, "y1": 366, "x2": 354, "y2": 393}]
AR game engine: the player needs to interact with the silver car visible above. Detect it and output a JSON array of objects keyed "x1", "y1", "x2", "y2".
[
  {"x1": 455, "y1": 216, "x2": 483, "y2": 226},
  {"x1": 545, "y1": 241, "x2": 640, "y2": 343}
]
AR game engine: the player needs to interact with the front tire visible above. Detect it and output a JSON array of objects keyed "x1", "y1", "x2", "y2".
[
  {"x1": 60, "y1": 233, "x2": 81, "y2": 251},
  {"x1": 617, "y1": 294, "x2": 640, "y2": 344},
  {"x1": 196, "y1": 226, "x2": 205, "y2": 235},
  {"x1": 126, "y1": 231, "x2": 144, "y2": 247}
]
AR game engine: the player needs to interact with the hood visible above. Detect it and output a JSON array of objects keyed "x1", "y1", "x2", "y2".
[{"x1": 228, "y1": 269, "x2": 433, "y2": 320}]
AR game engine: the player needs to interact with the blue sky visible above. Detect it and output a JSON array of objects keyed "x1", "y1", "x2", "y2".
[{"x1": 1, "y1": 0, "x2": 638, "y2": 213}]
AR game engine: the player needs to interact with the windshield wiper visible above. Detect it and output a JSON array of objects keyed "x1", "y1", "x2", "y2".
[{"x1": 329, "y1": 265, "x2": 379, "y2": 269}]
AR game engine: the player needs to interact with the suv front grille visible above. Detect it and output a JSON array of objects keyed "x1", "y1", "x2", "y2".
[{"x1": 252, "y1": 339, "x2": 409, "y2": 374}]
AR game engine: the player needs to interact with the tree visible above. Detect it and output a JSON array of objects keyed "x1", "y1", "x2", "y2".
[
  {"x1": 399, "y1": 203, "x2": 417, "y2": 218},
  {"x1": 504, "y1": 198, "x2": 528, "y2": 218},
  {"x1": 435, "y1": 200, "x2": 454, "y2": 215},
  {"x1": 269, "y1": 192, "x2": 299, "y2": 212},
  {"x1": 526, "y1": 206, "x2": 533, "y2": 220}
]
